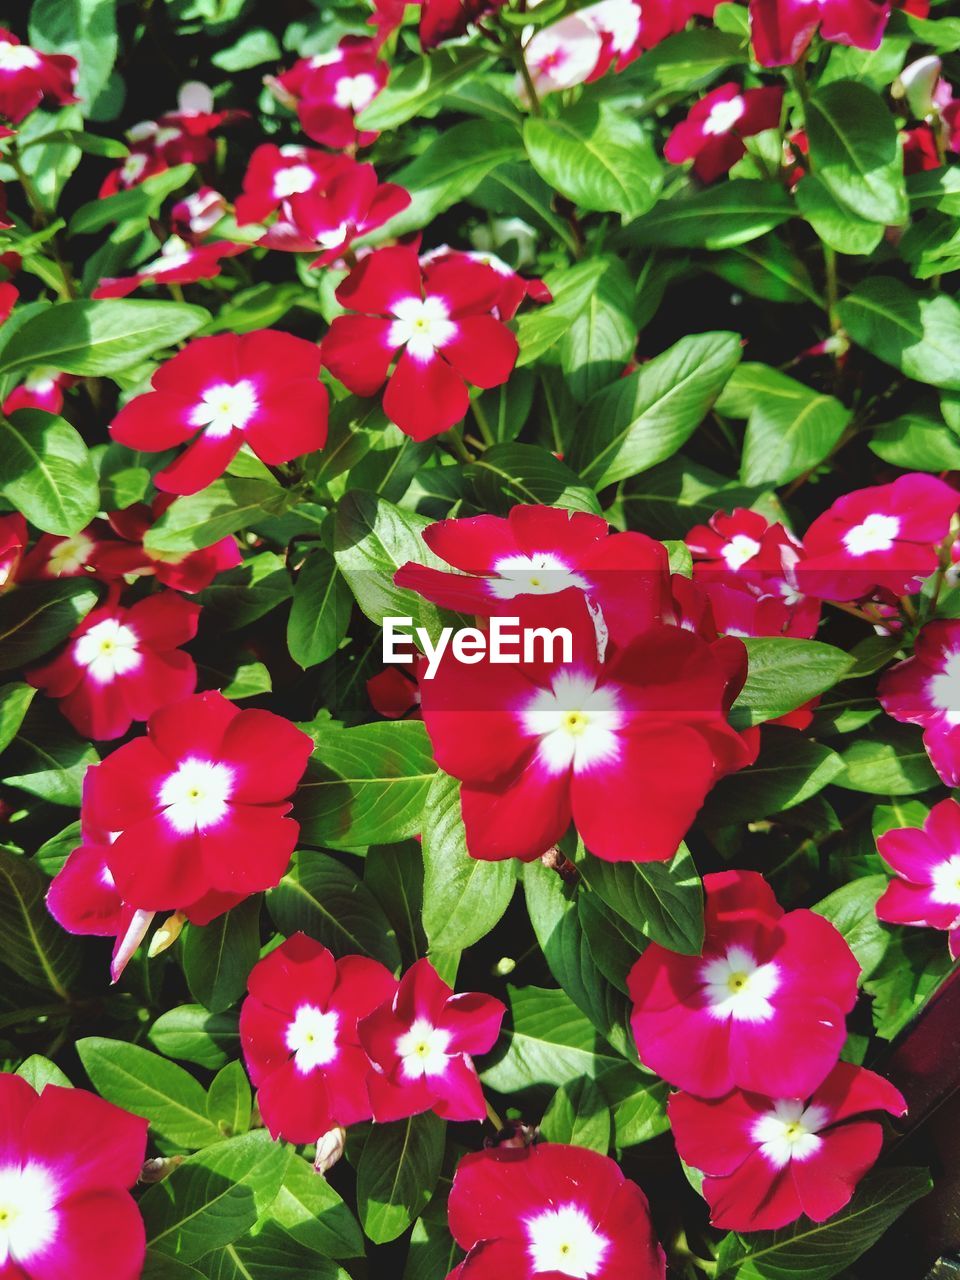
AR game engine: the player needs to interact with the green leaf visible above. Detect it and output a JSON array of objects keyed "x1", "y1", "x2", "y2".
[
  {"x1": 794, "y1": 175, "x2": 885, "y2": 256},
  {"x1": 612, "y1": 1079, "x2": 670, "y2": 1147},
  {"x1": 76, "y1": 1037, "x2": 222, "y2": 1149},
  {"x1": 708, "y1": 235, "x2": 824, "y2": 307},
  {"x1": 465, "y1": 442, "x2": 601, "y2": 515},
  {"x1": 837, "y1": 277, "x2": 960, "y2": 391},
  {"x1": 357, "y1": 1113, "x2": 446, "y2": 1244},
  {"x1": 516, "y1": 258, "x2": 610, "y2": 367},
  {"x1": 524, "y1": 102, "x2": 661, "y2": 221},
  {"x1": 0, "y1": 847, "x2": 82, "y2": 998},
  {"x1": 181, "y1": 898, "x2": 262, "y2": 1015},
  {"x1": 623, "y1": 28, "x2": 747, "y2": 93},
  {"x1": 813, "y1": 875, "x2": 889, "y2": 982},
  {"x1": 333, "y1": 491, "x2": 445, "y2": 640},
  {"x1": 69, "y1": 164, "x2": 195, "y2": 234},
  {"x1": 194, "y1": 1229, "x2": 348, "y2": 1279},
  {"x1": 558, "y1": 257, "x2": 639, "y2": 404},
  {"x1": 620, "y1": 454, "x2": 765, "y2": 540},
  {"x1": 142, "y1": 1131, "x2": 289, "y2": 1262},
  {"x1": 421, "y1": 772, "x2": 515, "y2": 952},
  {"x1": 703, "y1": 728, "x2": 845, "y2": 826},
  {"x1": 732, "y1": 638, "x2": 852, "y2": 727},
  {"x1": 835, "y1": 722, "x2": 939, "y2": 795},
  {"x1": 196, "y1": 552, "x2": 292, "y2": 632},
  {"x1": 16, "y1": 1054, "x2": 72, "y2": 1092},
  {"x1": 715, "y1": 1168, "x2": 931, "y2": 1279},
  {"x1": 571, "y1": 331, "x2": 742, "y2": 489},
  {"x1": 206, "y1": 1061, "x2": 251, "y2": 1139},
  {"x1": 869, "y1": 412, "x2": 960, "y2": 471},
  {"x1": 287, "y1": 550, "x2": 352, "y2": 670},
  {"x1": 0, "y1": 409, "x2": 99, "y2": 535},
  {"x1": 805, "y1": 79, "x2": 907, "y2": 225},
  {"x1": 269, "y1": 1153, "x2": 364, "y2": 1260},
  {"x1": 145, "y1": 477, "x2": 290, "y2": 554},
  {"x1": 622, "y1": 180, "x2": 792, "y2": 250},
  {"x1": 0, "y1": 580, "x2": 98, "y2": 671},
  {"x1": 0, "y1": 300, "x2": 207, "y2": 376},
  {"x1": 267, "y1": 851, "x2": 401, "y2": 971},
  {"x1": 30, "y1": 0, "x2": 118, "y2": 113},
  {"x1": 716, "y1": 364, "x2": 850, "y2": 487},
  {"x1": 149, "y1": 1006, "x2": 240, "y2": 1071},
  {"x1": 295, "y1": 720, "x2": 437, "y2": 849},
  {"x1": 577, "y1": 845, "x2": 704, "y2": 954},
  {"x1": 864, "y1": 929, "x2": 950, "y2": 1039},
  {"x1": 365, "y1": 842, "x2": 427, "y2": 971},
  {"x1": 0, "y1": 683, "x2": 36, "y2": 753},
  {"x1": 4, "y1": 701, "x2": 98, "y2": 806},
  {"x1": 541, "y1": 1078, "x2": 611, "y2": 1153},
  {"x1": 357, "y1": 47, "x2": 492, "y2": 131}
]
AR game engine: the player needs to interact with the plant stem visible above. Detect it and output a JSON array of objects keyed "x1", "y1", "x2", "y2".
[
  {"x1": 485, "y1": 1099, "x2": 504, "y2": 1131},
  {"x1": 446, "y1": 430, "x2": 475, "y2": 465},
  {"x1": 7, "y1": 142, "x2": 77, "y2": 300},
  {"x1": 512, "y1": 34, "x2": 542, "y2": 116},
  {"x1": 471, "y1": 395, "x2": 496, "y2": 447}
]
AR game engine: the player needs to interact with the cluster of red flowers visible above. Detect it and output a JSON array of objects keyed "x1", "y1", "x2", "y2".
[{"x1": 240, "y1": 934, "x2": 505, "y2": 1142}]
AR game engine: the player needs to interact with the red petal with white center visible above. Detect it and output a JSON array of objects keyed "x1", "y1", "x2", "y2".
[
  {"x1": 383, "y1": 349, "x2": 470, "y2": 439},
  {"x1": 811, "y1": 1060, "x2": 906, "y2": 1124},
  {"x1": 327, "y1": 954, "x2": 398, "y2": 1030},
  {"x1": 367, "y1": 1067, "x2": 436, "y2": 1123},
  {"x1": 83, "y1": 737, "x2": 169, "y2": 832},
  {"x1": 877, "y1": 877, "x2": 960, "y2": 930},
  {"x1": 126, "y1": 591, "x2": 200, "y2": 648},
  {"x1": 424, "y1": 513, "x2": 522, "y2": 572},
  {"x1": 429, "y1": 1053, "x2": 487, "y2": 1121},
  {"x1": 256, "y1": 1054, "x2": 336, "y2": 1143},
  {"x1": 218, "y1": 708, "x2": 314, "y2": 803},
  {"x1": 120, "y1": 649, "x2": 198, "y2": 728},
  {"x1": 440, "y1": 315, "x2": 518, "y2": 389},
  {"x1": 734, "y1": 991, "x2": 849, "y2": 1098},
  {"x1": 46, "y1": 846, "x2": 126, "y2": 937},
  {"x1": 27, "y1": 1191, "x2": 146, "y2": 1280},
  {"x1": 243, "y1": 380, "x2": 329, "y2": 463},
  {"x1": 706, "y1": 1147, "x2": 803, "y2": 1230},
  {"x1": 459, "y1": 760, "x2": 572, "y2": 860},
  {"x1": 107, "y1": 817, "x2": 211, "y2": 910},
  {"x1": 668, "y1": 1089, "x2": 759, "y2": 1178},
  {"x1": 154, "y1": 428, "x2": 243, "y2": 494},
  {"x1": 455, "y1": 1238, "x2": 531, "y2": 1279},
  {"x1": 791, "y1": 1123, "x2": 884, "y2": 1223},
  {"x1": 422, "y1": 257, "x2": 503, "y2": 316},
  {"x1": 24, "y1": 1083, "x2": 147, "y2": 1190},
  {"x1": 443, "y1": 991, "x2": 506, "y2": 1055},
  {"x1": 110, "y1": 390, "x2": 197, "y2": 451},
  {"x1": 0, "y1": 1073, "x2": 38, "y2": 1162},
  {"x1": 247, "y1": 931, "x2": 337, "y2": 1012},
  {"x1": 419, "y1": 657, "x2": 534, "y2": 782},
  {"x1": 148, "y1": 689, "x2": 239, "y2": 762},
  {"x1": 336, "y1": 243, "x2": 423, "y2": 316},
  {"x1": 321, "y1": 314, "x2": 397, "y2": 396},
  {"x1": 152, "y1": 332, "x2": 243, "y2": 397},
  {"x1": 392, "y1": 562, "x2": 493, "y2": 614},
  {"x1": 631, "y1": 996, "x2": 737, "y2": 1096},
  {"x1": 239, "y1": 998, "x2": 292, "y2": 1085},
  {"x1": 198, "y1": 804, "x2": 298, "y2": 895}
]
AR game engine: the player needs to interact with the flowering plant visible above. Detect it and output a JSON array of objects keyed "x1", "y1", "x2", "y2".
[{"x1": 0, "y1": 1, "x2": 957, "y2": 1277}]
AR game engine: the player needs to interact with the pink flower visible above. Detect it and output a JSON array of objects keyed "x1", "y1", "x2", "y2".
[
  {"x1": 395, "y1": 503, "x2": 673, "y2": 646},
  {"x1": 877, "y1": 797, "x2": 960, "y2": 956},
  {"x1": 419, "y1": 247, "x2": 551, "y2": 321},
  {"x1": 367, "y1": 661, "x2": 423, "y2": 719},
  {"x1": 92, "y1": 237, "x2": 246, "y2": 299},
  {"x1": 523, "y1": 14, "x2": 605, "y2": 98},
  {"x1": 20, "y1": 528, "x2": 107, "y2": 581},
  {"x1": 669, "y1": 1062, "x2": 906, "y2": 1231},
  {"x1": 0, "y1": 29, "x2": 78, "y2": 123},
  {"x1": 0, "y1": 1073, "x2": 147, "y2": 1280},
  {"x1": 800, "y1": 474, "x2": 958, "y2": 602},
  {"x1": 321, "y1": 245, "x2": 518, "y2": 440},
  {"x1": 271, "y1": 38, "x2": 388, "y2": 148},
  {"x1": 446, "y1": 1142, "x2": 665, "y2": 1280},
  {"x1": 109, "y1": 329, "x2": 329, "y2": 494},
  {"x1": 749, "y1": 0, "x2": 891, "y2": 67},
  {"x1": 239, "y1": 932, "x2": 396, "y2": 1144},
  {"x1": 665, "y1": 83, "x2": 785, "y2": 183},
  {"x1": 358, "y1": 959, "x2": 504, "y2": 1122},
  {"x1": 2, "y1": 370, "x2": 74, "y2": 417},
  {"x1": 0, "y1": 511, "x2": 27, "y2": 590},
  {"x1": 27, "y1": 589, "x2": 199, "y2": 741},
  {"x1": 628, "y1": 870, "x2": 860, "y2": 1098},
  {"x1": 235, "y1": 145, "x2": 346, "y2": 225},
  {"x1": 95, "y1": 496, "x2": 242, "y2": 594},
  {"x1": 879, "y1": 621, "x2": 960, "y2": 786},
  {"x1": 417, "y1": 596, "x2": 753, "y2": 863},
  {"x1": 82, "y1": 690, "x2": 313, "y2": 913},
  {"x1": 171, "y1": 187, "x2": 228, "y2": 241}
]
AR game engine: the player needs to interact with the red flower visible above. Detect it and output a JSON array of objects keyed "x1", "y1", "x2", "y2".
[
  {"x1": 20, "y1": 528, "x2": 106, "y2": 581},
  {"x1": 446, "y1": 1142, "x2": 665, "y2": 1280},
  {"x1": 82, "y1": 690, "x2": 313, "y2": 913},
  {"x1": 877, "y1": 798, "x2": 960, "y2": 958},
  {"x1": 2, "y1": 370, "x2": 73, "y2": 417},
  {"x1": 628, "y1": 870, "x2": 860, "y2": 1098},
  {"x1": 321, "y1": 245, "x2": 518, "y2": 440},
  {"x1": 358, "y1": 958, "x2": 505, "y2": 1122},
  {"x1": 420, "y1": 247, "x2": 551, "y2": 321},
  {"x1": 271, "y1": 38, "x2": 388, "y2": 148},
  {"x1": 28, "y1": 589, "x2": 199, "y2": 741},
  {"x1": 0, "y1": 1073, "x2": 147, "y2": 1280},
  {"x1": 0, "y1": 29, "x2": 77, "y2": 123},
  {"x1": 95, "y1": 496, "x2": 241, "y2": 594},
  {"x1": 239, "y1": 932, "x2": 396, "y2": 1144},
  {"x1": 418, "y1": 597, "x2": 753, "y2": 863},
  {"x1": 799, "y1": 474, "x2": 958, "y2": 602},
  {"x1": 92, "y1": 237, "x2": 246, "y2": 299},
  {"x1": 235, "y1": 145, "x2": 345, "y2": 226},
  {"x1": 109, "y1": 330, "x2": 328, "y2": 494},
  {"x1": 669, "y1": 1062, "x2": 906, "y2": 1231},
  {"x1": 665, "y1": 83, "x2": 785, "y2": 183},
  {"x1": 367, "y1": 661, "x2": 423, "y2": 719},
  {"x1": 395, "y1": 504, "x2": 673, "y2": 646},
  {"x1": 749, "y1": 0, "x2": 891, "y2": 67},
  {"x1": 879, "y1": 620, "x2": 960, "y2": 786},
  {"x1": 0, "y1": 511, "x2": 27, "y2": 590},
  {"x1": 171, "y1": 187, "x2": 228, "y2": 241},
  {"x1": 902, "y1": 126, "x2": 942, "y2": 175}
]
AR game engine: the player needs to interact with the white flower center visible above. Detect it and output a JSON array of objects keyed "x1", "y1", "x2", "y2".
[
  {"x1": 701, "y1": 946, "x2": 780, "y2": 1022},
  {"x1": 751, "y1": 1100, "x2": 829, "y2": 1169},
  {"x1": 121, "y1": 152, "x2": 149, "y2": 183},
  {"x1": 525, "y1": 1204, "x2": 610, "y2": 1279},
  {"x1": 583, "y1": 0, "x2": 642, "y2": 50},
  {"x1": 387, "y1": 296, "x2": 457, "y2": 363},
  {"x1": 312, "y1": 220, "x2": 350, "y2": 248},
  {"x1": 396, "y1": 1019, "x2": 452, "y2": 1078},
  {"x1": 928, "y1": 650, "x2": 960, "y2": 726},
  {"x1": 285, "y1": 1004, "x2": 340, "y2": 1072},
  {"x1": 522, "y1": 671, "x2": 624, "y2": 775},
  {"x1": 24, "y1": 369, "x2": 57, "y2": 393},
  {"x1": 74, "y1": 617, "x2": 142, "y2": 685},
  {"x1": 0, "y1": 43, "x2": 41, "y2": 72},
  {"x1": 721, "y1": 534, "x2": 762, "y2": 571},
  {"x1": 0, "y1": 1164, "x2": 59, "y2": 1266},
  {"x1": 189, "y1": 379, "x2": 259, "y2": 438},
  {"x1": 842, "y1": 512, "x2": 900, "y2": 557},
  {"x1": 488, "y1": 552, "x2": 590, "y2": 600},
  {"x1": 272, "y1": 164, "x2": 317, "y2": 198},
  {"x1": 930, "y1": 855, "x2": 960, "y2": 906},
  {"x1": 158, "y1": 757, "x2": 234, "y2": 833},
  {"x1": 46, "y1": 532, "x2": 94, "y2": 577},
  {"x1": 704, "y1": 95, "x2": 746, "y2": 136},
  {"x1": 143, "y1": 237, "x2": 195, "y2": 276},
  {"x1": 333, "y1": 72, "x2": 379, "y2": 111}
]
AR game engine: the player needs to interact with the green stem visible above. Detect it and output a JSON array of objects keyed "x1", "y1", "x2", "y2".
[
  {"x1": 471, "y1": 395, "x2": 496, "y2": 448},
  {"x1": 8, "y1": 143, "x2": 77, "y2": 300},
  {"x1": 541, "y1": 374, "x2": 564, "y2": 456},
  {"x1": 485, "y1": 1099, "x2": 504, "y2": 1131},
  {"x1": 446, "y1": 430, "x2": 475, "y2": 465},
  {"x1": 512, "y1": 34, "x2": 542, "y2": 116}
]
